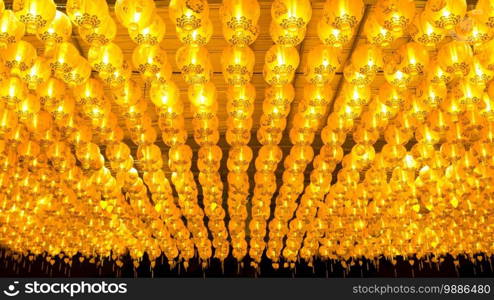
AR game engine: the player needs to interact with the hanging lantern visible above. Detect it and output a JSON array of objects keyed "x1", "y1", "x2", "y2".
[
  {"x1": 374, "y1": 0, "x2": 415, "y2": 33},
  {"x1": 78, "y1": 17, "x2": 117, "y2": 46},
  {"x1": 221, "y1": 46, "x2": 255, "y2": 86},
  {"x1": 88, "y1": 42, "x2": 124, "y2": 74},
  {"x1": 398, "y1": 42, "x2": 429, "y2": 76},
  {"x1": 364, "y1": 15, "x2": 396, "y2": 48},
  {"x1": 1, "y1": 40, "x2": 37, "y2": 75},
  {"x1": 73, "y1": 78, "x2": 104, "y2": 106},
  {"x1": 111, "y1": 79, "x2": 141, "y2": 107},
  {"x1": 271, "y1": 0, "x2": 312, "y2": 32},
  {"x1": 114, "y1": 0, "x2": 155, "y2": 31},
  {"x1": 20, "y1": 57, "x2": 51, "y2": 90},
  {"x1": 49, "y1": 42, "x2": 81, "y2": 77},
  {"x1": 150, "y1": 81, "x2": 180, "y2": 109},
  {"x1": 476, "y1": 0, "x2": 494, "y2": 28},
  {"x1": 424, "y1": 0, "x2": 467, "y2": 30},
  {"x1": 169, "y1": 0, "x2": 209, "y2": 31},
  {"x1": 132, "y1": 44, "x2": 168, "y2": 82},
  {"x1": 455, "y1": 10, "x2": 493, "y2": 47},
  {"x1": 264, "y1": 45, "x2": 299, "y2": 85},
  {"x1": 62, "y1": 56, "x2": 91, "y2": 87},
  {"x1": 351, "y1": 44, "x2": 383, "y2": 76},
  {"x1": 0, "y1": 10, "x2": 25, "y2": 49},
  {"x1": 13, "y1": 0, "x2": 56, "y2": 34},
  {"x1": 323, "y1": 0, "x2": 363, "y2": 31},
  {"x1": 437, "y1": 41, "x2": 473, "y2": 76},
  {"x1": 176, "y1": 19, "x2": 213, "y2": 46},
  {"x1": 270, "y1": 22, "x2": 306, "y2": 47},
  {"x1": 0, "y1": 76, "x2": 28, "y2": 109},
  {"x1": 409, "y1": 12, "x2": 445, "y2": 48},
  {"x1": 66, "y1": 0, "x2": 110, "y2": 29},
  {"x1": 305, "y1": 45, "x2": 341, "y2": 85},
  {"x1": 176, "y1": 46, "x2": 212, "y2": 84},
  {"x1": 128, "y1": 15, "x2": 166, "y2": 45},
  {"x1": 318, "y1": 20, "x2": 353, "y2": 48},
  {"x1": 36, "y1": 10, "x2": 72, "y2": 48},
  {"x1": 220, "y1": 0, "x2": 260, "y2": 46}
]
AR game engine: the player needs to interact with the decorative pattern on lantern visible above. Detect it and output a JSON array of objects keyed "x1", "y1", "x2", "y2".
[
  {"x1": 221, "y1": 46, "x2": 255, "y2": 86},
  {"x1": 88, "y1": 42, "x2": 124, "y2": 74},
  {"x1": 409, "y1": 12, "x2": 445, "y2": 48},
  {"x1": 36, "y1": 10, "x2": 72, "y2": 48},
  {"x1": 220, "y1": 0, "x2": 260, "y2": 46},
  {"x1": 374, "y1": 0, "x2": 415, "y2": 33},
  {"x1": 272, "y1": 0, "x2": 312, "y2": 32},
  {"x1": 437, "y1": 40, "x2": 473, "y2": 76},
  {"x1": 176, "y1": 19, "x2": 212, "y2": 46},
  {"x1": 132, "y1": 44, "x2": 168, "y2": 82},
  {"x1": 323, "y1": 0, "x2": 364, "y2": 32},
  {"x1": 264, "y1": 45, "x2": 300, "y2": 85},
  {"x1": 128, "y1": 15, "x2": 166, "y2": 45},
  {"x1": 0, "y1": 10, "x2": 25, "y2": 49},
  {"x1": 176, "y1": 46, "x2": 211, "y2": 84},
  {"x1": 1, "y1": 40, "x2": 36, "y2": 75},
  {"x1": 12, "y1": 0, "x2": 56, "y2": 34},
  {"x1": 455, "y1": 11, "x2": 493, "y2": 47},
  {"x1": 364, "y1": 15, "x2": 396, "y2": 48},
  {"x1": 114, "y1": 0, "x2": 155, "y2": 31},
  {"x1": 305, "y1": 45, "x2": 341, "y2": 85},
  {"x1": 66, "y1": 0, "x2": 110, "y2": 29},
  {"x1": 169, "y1": 0, "x2": 209, "y2": 31},
  {"x1": 78, "y1": 17, "x2": 116, "y2": 46},
  {"x1": 424, "y1": 0, "x2": 467, "y2": 30}
]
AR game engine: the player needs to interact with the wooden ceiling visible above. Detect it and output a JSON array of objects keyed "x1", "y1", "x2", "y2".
[{"x1": 6, "y1": 0, "x2": 480, "y2": 190}]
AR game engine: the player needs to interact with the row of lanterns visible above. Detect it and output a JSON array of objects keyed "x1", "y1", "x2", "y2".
[{"x1": 1, "y1": 0, "x2": 494, "y2": 271}]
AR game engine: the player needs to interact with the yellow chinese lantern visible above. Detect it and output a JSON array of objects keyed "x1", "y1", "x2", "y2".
[
  {"x1": 272, "y1": 0, "x2": 312, "y2": 32},
  {"x1": 66, "y1": 0, "x2": 110, "y2": 29},
  {"x1": 0, "y1": 10, "x2": 25, "y2": 49},
  {"x1": 169, "y1": 0, "x2": 209, "y2": 31},
  {"x1": 0, "y1": 76, "x2": 27, "y2": 109},
  {"x1": 78, "y1": 17, "x2": 117, "y2": 46},
  {"x1": 455, "y1": 10, "x2": 493, "y2": 47},
  {"x1": 20, "y1": 57, "x2": 51, "y2": 90},
  {"x1": 13, "y1": 0, "x2": 56, "y2": 34},
  {"x1": 128, "y1": 15, "x2": 166, "y2": 45},
  {"x1": 409, "y1": 12, "x2": 445, "y2": 48},
  {"x1": 88, "y1": 42, "x2": 124, "y2": 74},
  {"x1": 424, "y1": 0, "x2": 467, "y2": 30},
  {"x1": 305, "y1": 45, "x2": 341, "y2": 85},
  {"x1": 114, "y1": 0, "x2": 155, "y2": 31},
  {"x1": 270, "y1": 22, "x2": 306, "y2": 47},
  {"x1": 364, "y1": 15, "x2": 396, "y2": 48},
  {"x1": 221, "y1": 46, "x2": 255, "y2": 86},
  {"x1": 437, "y1": 41, "x2": 472, "y2": 76},
  {"x1": 150, "y1": 81, "x2": 180, "y2": 109},
  {"x1": 220, "y1": 0, "x2": 260, "y2": 46},
  {"x1": 323, "y1": 0, "x2": 363, "y2": 31},
  {"x1": 375, "y1": 0, "x2": 415, "y2": 33},
  {"x1": 36, "y1": 10, "x2": 72, "y2": 48},
  {"x1": 176, "y1": 46, "x2": 212, "y2": 84},
  {"x1": 1, "y1": 40, "x2": 37, "y2": 75},
  {"x1": 398, "y1": 42, "x2": 429, "y2": 75},
  {"x1": 176, "y1": 19, "x2": 213, "y2": 46},
  {"x1": 318, "y1": 20, "x2": 353, "y2": 48},
  {"x1": 132, "y1": 44, "x2": 168, "y2": 82},
  {"x1": 264, "y1": 45, "x2": 299, "y2": 85}
]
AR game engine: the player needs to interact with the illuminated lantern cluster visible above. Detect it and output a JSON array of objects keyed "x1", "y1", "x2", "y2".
[
  {"x1": 220, "y1": 0, "x2": 259, "y2": 262},
  {"x1": 170, "y1": 0, "x2": 229, "y2": 263},
  {"x1": 2, "y1": 0, "x2": 494, "y2": 273}
]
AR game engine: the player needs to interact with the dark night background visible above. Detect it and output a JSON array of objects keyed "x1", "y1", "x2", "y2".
[{"x1": 0, "y1": 249, "x2": 493, "y2": 278}]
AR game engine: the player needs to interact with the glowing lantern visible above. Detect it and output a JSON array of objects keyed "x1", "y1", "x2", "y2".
[
  {"x1": 21, "y1": 57, "x2": 51, "y2": 90},
  {"x1": 220, "y1": 0, "x2": 260, "y2": 46},
  {"x1": 424, "y1": 0, "x2": 467, "y2": 30},
  {"x1": 305, "y1": 45, "x2": 341, "y2": 85},
  {"x1": 0, "y1": 10, "x2": 25, "y2": 49},
  {"x1": 364, "y1": 15, "x2": 396, "y2": 48},
  {"x1": 323, "y1": 0, "x2": 363, "y2": 31},
  {"x1": 272, "y1": 0, "x2": 312, "y2": 32},
  {"x1": 176, "y1": 19, "x2": 213, "y2": 46},
  {"x1": 455, "y1": 10, "x2": 493, "y2": 47},
  {"x1": 176, "y1": 46, "x2": 212, "y2": 84},
  {"x1": 0, "y1": 76, "x2": 27, "y2": 108},
  {"x1": 13, "y1": 0, "x2": 56, "y2": 34},
  {"x1": 169, "y1": 0, "x2": 209, "y2": 31},
  {"x1": 409, "y1": 12, "x2": 445, "y2": 48},
  {"x1": 88, "y1": 42, "x2": 124, "y2": 74},
  {"x1": 132, "y1": 44, "x2": 168, "y2": 82},
  {"x1": 398, "y1": 42, "x2": 429, "y2": 75},
  {"x1": 264, "y1": 45, "x2": 299, "y2": 85},
  {"x1": 36, "y1": 10, "x2": 72, "y2": 47},
  {"x1": 66, "y1": 0, "x2": 110, "y2": 29},
  {"x1": 128, "y1": 15, "x2": 166, "y2": 45},
  {"x1": 1, "y1": 40, "x2": 37, "y2": 75},
  {"x1": 375, "y1": 0, "x2": 415, "y2": 33},
  {"x1": 78, "y1": 17, "x2": 116, "y2": 46},
  {"x1": 115, "y1": 0, "x2": 155, "y2": 31},
  {"x1": 437, "y1": 41, "x2": 472, "y2": 76},
  {"x1": 318, "y1": 20, "x2": 353, "y2": 48},
  {"x1": 221, "y1": 46, "x2": 255, "y2": 86},
  {"x1": 150, "y1": 81, "x2": 180, "y2": 109}
]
